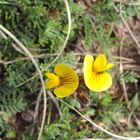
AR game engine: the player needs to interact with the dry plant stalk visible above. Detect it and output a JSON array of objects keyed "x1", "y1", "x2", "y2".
[{"x1": 0, "y1": 24, "x2": 48, "y2": 140}]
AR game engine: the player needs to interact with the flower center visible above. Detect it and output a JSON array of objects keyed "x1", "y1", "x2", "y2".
[
  {"x1": 59, "y1": 77, "x2": 67, "y2": 86},
  {"x1": 92, "y1": 64, "x2": 105, "y2": 73}
]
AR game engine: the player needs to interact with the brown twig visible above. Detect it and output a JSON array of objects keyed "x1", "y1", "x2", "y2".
[
  {"x1": 113, "y1": 0, "x2": 140, "y2": 5},
  {"x1": 119, "y1": 36, "x2": 129, "y2": 105},
  {"x1": 33, "y1": 89, "x2": 43, "y2": 124},
  {"x1": 4, "y1": 52, "x2": 135, "y2": 65}
]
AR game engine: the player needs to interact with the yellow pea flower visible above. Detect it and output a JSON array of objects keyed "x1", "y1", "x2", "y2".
[
  {"x1": 45, "y1": 64, "x2": 79, "y2": 98},
  {"x1": 83, "y1": 54, "x2": 113, "y2": 92}
]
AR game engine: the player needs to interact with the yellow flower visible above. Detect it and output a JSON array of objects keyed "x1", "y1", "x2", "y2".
[
  {"x1": 45, "y1": 64, "x2": 79, "y2": 98},
  {"x1": 83, "y1": 54, "x2": 113, "y2": 92}
]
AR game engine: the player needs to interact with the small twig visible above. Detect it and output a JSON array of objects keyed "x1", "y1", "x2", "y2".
[
  {"x1": 4, "y1": 54, "x2": 55, "y2": 65},
  {"x1": 33, "y1": 89, "x2": 43, "y2": 124},
  {"x1": 47, "y1": 91, "x2": 62, "y2": 117},
  {"x1": 119, "y1": 35, "x2": 129, "y2": 106},
  {"x1": 16, "y1": 74, "x2": 38, "y2": 88},
  {"x1": 4, "y1": 52, "x2": 135, "y2": 65},
  {"x1": 123, "y1": 64, "x2": 140, "y2": 71},
  {"x1": 113, "y1": 0, "x2": 140, "y2": 5},
  {"x1": 47, "y1": 101, "x2": 52, "y2": 126}
]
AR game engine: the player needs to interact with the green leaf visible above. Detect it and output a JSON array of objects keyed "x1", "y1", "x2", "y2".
[
  {"x1": 83, "y1": 16, "x2": 93, "y2": 48},
  {"x1": 121, "y1": 71, "x2": 139, "y2": 83},
  {"x1": 130, "y1": 93, "x2": 139, "y2": 112}
]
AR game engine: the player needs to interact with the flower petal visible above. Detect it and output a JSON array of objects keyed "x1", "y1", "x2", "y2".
[
  {"x1": 54, "y1": 64, "x2": 77, "y2": 78},
  {"x1": 54, "y1": 64, "x2": 79, "y2": 98},
  {"x1": 93, "y1": 54, "x2": 107, "y2": 73},
  {"x1": 54, "y1": 81, "x2": 78, "y2": 98},
  {"x1": 83, "y1": 54, "x2": 94, "y2": 74},
  {"x1": 83, "y1": 54, "x2": 94, "y2": 88},
  {"x1": 104, "y1": 63, "x2": 113, "y2": 71},
  {"x1": 45, "y1": 72, "x2": 60, "y2": 89},
  {"x1": 85, "y1": 72, "x2": 112, "y2": 92}
]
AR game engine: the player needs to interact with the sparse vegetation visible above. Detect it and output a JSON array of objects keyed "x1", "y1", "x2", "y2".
[{"x1": 0, "y1": 0, "x2": 140, "y2": 140}]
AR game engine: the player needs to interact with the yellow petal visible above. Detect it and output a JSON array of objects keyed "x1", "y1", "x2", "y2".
[
  {"x1": 54, "y1": 81, "x2": 78, "y2": 98},
  {"x1": 45, "y1": 72, "x2": 60, "y2": 89},
  {"x1": 85, "y1": 72, "x2": 112, "y2": 92},
  {"x1": 83, "y1": 54, "x2": 94, "y2": 88},
  {"x1": 83, "y1": 54, "x2": 94, "y2": 74},
  {"x1": 54, "y1": 64, "x2": 77, "y2": 78},
  {"x1": 104, "y1": 63, "x2": 113, "y2": 71},
  {"x1": 54, "y1": 64, "x2": 79, "y2": 98},
  {"x1": 93, "y1": 54, "x2": 107, "y2": 73}
]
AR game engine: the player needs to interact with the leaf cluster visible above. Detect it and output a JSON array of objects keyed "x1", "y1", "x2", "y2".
[{"x1": 0, "y1": 84, "x2": 27, "y2": 132}]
